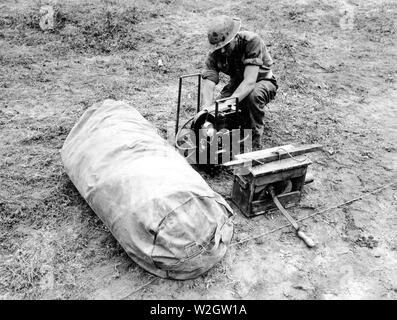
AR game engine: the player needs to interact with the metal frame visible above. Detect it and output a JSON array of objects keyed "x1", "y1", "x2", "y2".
[
  {"x1": 175, "y1": 73, "x2": 201, "y2": 136},
  {"x1": 214, "y1": 96, "x2": 239, "y2": 120}
]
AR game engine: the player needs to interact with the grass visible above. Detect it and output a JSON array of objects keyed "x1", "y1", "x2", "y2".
[{"x1": 0, "y1": 1, "x2": 148, "y2": 54}]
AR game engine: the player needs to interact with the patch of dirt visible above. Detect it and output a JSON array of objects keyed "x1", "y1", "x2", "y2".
[{"x1": 0, "y1": 0, "x2": 396, "y2": 299}]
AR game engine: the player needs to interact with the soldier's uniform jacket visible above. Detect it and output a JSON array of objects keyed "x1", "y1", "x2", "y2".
[{"x1": 202, "y1": 31, "x2": 274, "y2": 86}]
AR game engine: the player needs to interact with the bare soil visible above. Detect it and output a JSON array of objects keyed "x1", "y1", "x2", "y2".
[{"x1": 0, "y1": 0, "x2": 396, "y2": 299}]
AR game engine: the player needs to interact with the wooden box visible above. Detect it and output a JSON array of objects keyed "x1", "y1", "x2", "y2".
[{"x1": 231, "y1": 156, "x2": 312, "y2": 217}]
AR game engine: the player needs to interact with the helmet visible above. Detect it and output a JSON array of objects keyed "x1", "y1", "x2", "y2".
[{"x1": 206, "y1": 16, "x2": 241, "y2": 53}]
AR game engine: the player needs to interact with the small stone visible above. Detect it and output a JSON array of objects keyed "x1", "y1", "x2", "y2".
[{"x1": 39, "y1": 5, "x2": 55, "y2": 31}]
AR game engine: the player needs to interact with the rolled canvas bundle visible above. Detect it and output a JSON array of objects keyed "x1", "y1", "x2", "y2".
[{"x1": 61, "y1": 100, "x2": 234, "y2": 279}]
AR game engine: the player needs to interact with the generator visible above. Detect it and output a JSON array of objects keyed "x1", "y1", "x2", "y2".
[{"x1": 174, "y1": 73, "x2": 250, "y2": 171}]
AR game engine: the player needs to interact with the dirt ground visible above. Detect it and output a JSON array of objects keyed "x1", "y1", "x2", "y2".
[{"x1": 0, "y1": 0, "x2": 396, "y2": 300}]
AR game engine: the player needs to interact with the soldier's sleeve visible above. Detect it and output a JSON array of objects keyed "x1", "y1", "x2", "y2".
[
  {"x1": 201, "y1": 53, "x2": 220, "y2": 85},
  {"x1": 243, "y1": 34, "x2": 264, "y2": 66}
]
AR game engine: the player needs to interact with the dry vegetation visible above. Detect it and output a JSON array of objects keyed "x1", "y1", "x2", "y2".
[{"x1": 0, "y1": 0, "x2": 396, "y2": 299}]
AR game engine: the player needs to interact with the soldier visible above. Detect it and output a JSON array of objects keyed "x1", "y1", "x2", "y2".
[{"x1": 201, "y1": 15, "x2": 278, "y2": 150}]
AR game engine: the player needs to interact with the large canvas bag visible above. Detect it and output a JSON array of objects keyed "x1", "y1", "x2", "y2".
[{"x1": 61, "y1": 100, "x2": 234, "y2": 279}]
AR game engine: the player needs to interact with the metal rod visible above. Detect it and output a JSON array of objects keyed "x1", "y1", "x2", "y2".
[
  {"x1": 180, "y1": 73, "x2": 201, "y2": 79},
  {"x1": 235, "y1": 97, "x2": 239, "y2": 112},
  {"x1": 197, "y1": 74, "x2": 201, "y2": 113},
  {"x1": 175, "y1": 77, "x2": 183, "y2": 136}
]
